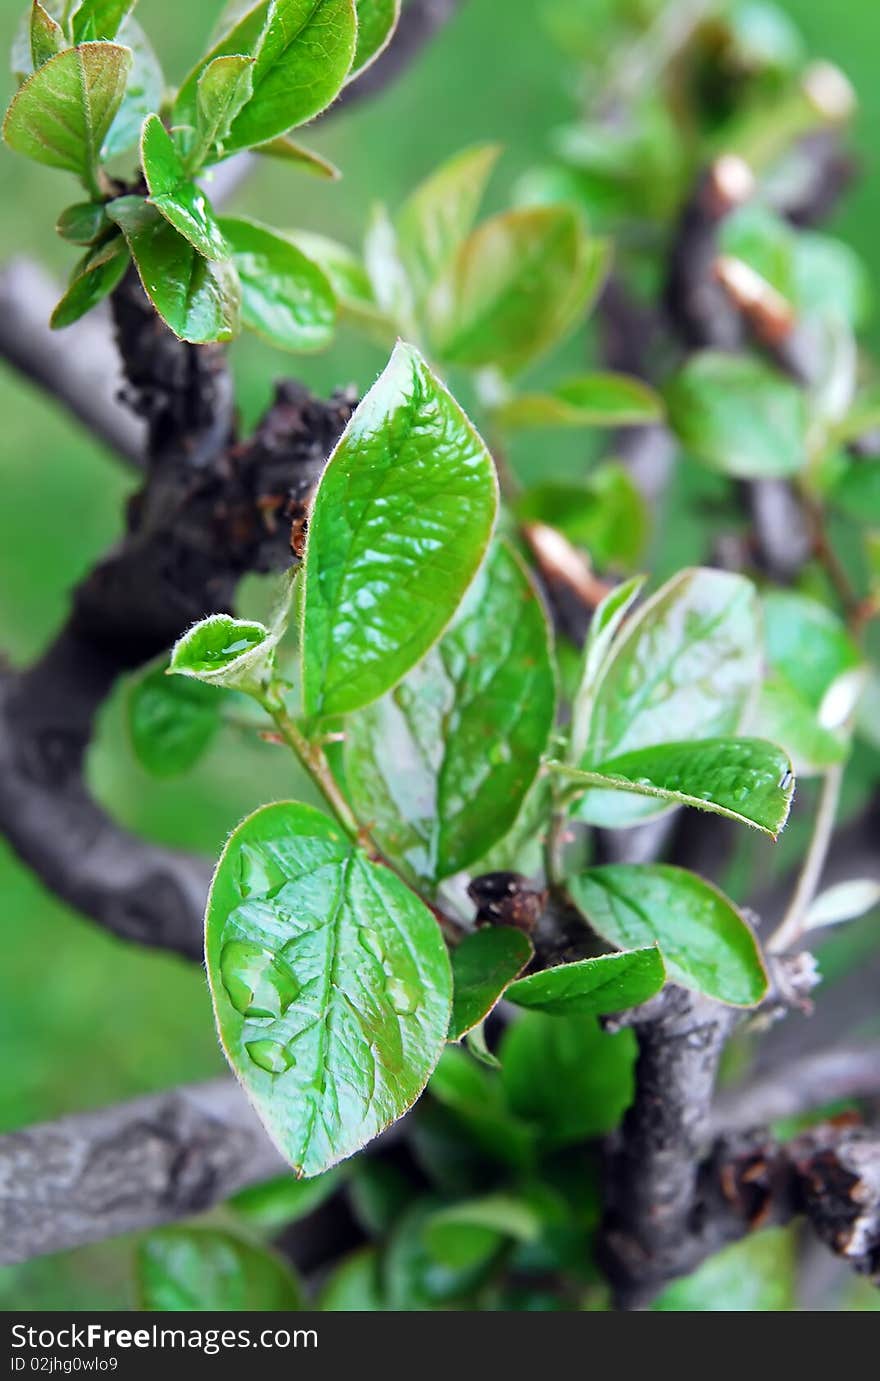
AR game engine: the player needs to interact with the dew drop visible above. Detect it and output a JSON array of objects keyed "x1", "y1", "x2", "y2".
[
  {"x1": 488, "y1": 741, "x2": 512, "y2": 766},
  {"x1": 246, "y1": 1039, "x2": 295, "y2": 1074},
  {"x1": 360, "y1": 928, "x2": 385, "y2": 963},
  {"x1": 219, "y1": 940, "x2": 298, "y2": 1018},
  {"x1": 237, "y1": 842, "x2": 288, "y2": 899},
  {"x1": 387, "y1": 977, "x2": 418, "y2": 1016}
]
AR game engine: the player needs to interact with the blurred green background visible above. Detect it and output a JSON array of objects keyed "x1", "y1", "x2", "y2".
[{"x1": 1, "y1": 0, "x2": 879, "y2": 1309}]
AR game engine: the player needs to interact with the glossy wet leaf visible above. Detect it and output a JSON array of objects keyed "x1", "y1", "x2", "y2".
[
  {"x1": 496, "y1": 373, "x2": 663, "y2": 430},
  {"x1": 350, "y1": 0, "x2": 399, "y2": 77},
  {"x1": 127, "y1": 662, "x2": 221, "y2": 778},
  {"x1": 448, "y1": 927, "x2": 533, "y2": 1041},
  {"x1": 141, "y1": 115, "x2": 229, "y2": 261},
  {"x1": 30, "y1": 2, "x2": 64, "y2": 69},
  {"x1": 666, "y1": 351, "x2": 808, "y2": 478},
  {"x1": 101, "y1": 17, "x2": 162, "y2": 159},
  {"x1": 423, "y1": 1194, "x2": 542, "y2": 1270},
  {"x1": 507, "y1": 947, "x2": 665, "y2": 1017},
  {"x1": 319, "y1": 1247, "x2": 384, "y2": 1310},
  {"x1": 3, "y1": 42, "x2": 131, "y2": 182},
  {"x1": 396, "y1": 143, "x2": 501, "y2": 303},
  {"x1": 573, "y1": 568, "x2": 762, "y2": 827},
  {"x1": 219, "y1": 216, "x2": 336, "y2": 353},
  {"x1": 189, "y1": 53, "x2": 255, "y2": 169},
  {"x1": 500, "y1": 1013, "x2": 635, "y2": 1146},
  {"x1": 71, "y1": 0, "x2": 135, "y2": 42},
  {"x1": 516, "y1": 467, "x2": 648, "y2": 570},
  {"x1": 108, "y1": 196, "x2": 241, "y2": 344},
  {"x1": 56, "y1": 200, "x2": 110, "y2": 245},
  {"x1": 569, "y1": 864, "x2": 769, "y2": 1006},
  {"x1": 302, "y1": 341, "x2": 498, "y2": 718},
  {"x1": 805, "y1": 879, "x2": 880, "y2": 931},
  {"x1": 206, "y1": 802, "x2": 452, "y2": 1176},
  {"x1": 50, "y1": 234, "x2": 128, "y2": 328},
  {"x1": 653, "y1": 1227, "x2": 796, "y2": 1312},
  {"x1": 137, "y1": 1228, "x2": 304, "y2": 1311},
  {"x1": 561, "y1": 737, "x2": 794, "y2": 838},
  {"x1": 428, "y1": 206, "x2": 593, "y2": 371},
  {"x1": 344, "y1": 541, "x2": 553, "y2": 881},
  {"x1": 250, "y1": 134, "x2": 340, "y2": 178},
  {"x1": 168, "y1": 614, "x2": 274, "y2": 695}
]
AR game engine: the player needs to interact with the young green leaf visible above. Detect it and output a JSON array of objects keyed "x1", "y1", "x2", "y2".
[
  {"x1": 496, "y1": 373, "x2": 664, "y2": 430},
  {"x1": 302, "y1": 341, "x2": 498, "y2": 718},
  {"x1": 423, "y1": 1194, "x2": 542, "y2": 1270},
  {"x1": 219, "y1": 216, "x2": 336, "y2": 353},
  {"x1": 569, "y1": 864, "x2": 769, "y2": 1007},
  {"x1": 666, "y1": 351, "x2": 808, "y2": 479},
  {"x1": 3, "y1": 42, "x2": 132, "y2": 187},
  {"x1": 350, "y1": 0, "x2": 400, "y2": 78},
  {"x1": 448, "y1": 927, "x2": 534, "y2": 1041},
  {"x1": 173, "y1": 1, "x2": 272, "y2": 131},
  {"x1": 653, "y1": 1227, "x2": 796, "y2": 1312},
  {"x1": 168, "y1": 614, "x2": 273, "y2": 694},
  {"x1": 206, "y1": 801, "x2": 452, "y2": 1176},
  {"x1": 396, "y1": 143, "x2": 501, "y2": 303},
  {"x1": 506, "y1": 947, "x2": 665, "y2": 1017},
  {"x1": 127, "y1": 662, "x2": 221, "y2": 778},
  {"x1": 558, "y1": 737, "x2": 794, "y2": 838},
  {"x1": 344, "y1": 541, "x2": 554, "y2": 883},
  {"x1": 248, "y1": 133, "x2": 340, "y2": 178},
  {"x1": 108, "y1": 196, "x2": 241, "y2": 343},
  {"x1": 50, "y1": 234, "x2": 129, "y2": 328},
  {"x1": 188, "y1": 53, "x2": 255, "y2": 169},
  {"x1": 364, "y1": 202, "x2": 417, "y2": 333},
  {"x1": 568, "y1": 574, "x2": 645, "y2": 766},
  {"x1": 141, "y1": 114, "x2": 229, "y2": 261},
  {"x1": 500, "y1": 1013, "x2": 635, "y2": 1145},
  {"x1": 30, "y1": 2, "x2": 65, "y2": 69},
  {"x1": 427, "y1": 206, "x2": 592, "y2": 371},
  {"x1": 71, "y1": 0, "x2": 135, "y2": 42},
  {"x1": 56, "y1": 200, "x2": 111, "y2": 245},
  {"x1": 572, "y1": 568, "x2": 762, "y2": 827},
  {"x1": 101, "y1": 17, "x2": 163, "y2": 159},
  {"x1": 137, "y1": 1228, "x2": 304, "y2": 1311},
  {"x1": 230, "y1": 1168, "x2": 343, "y2": 1233}
]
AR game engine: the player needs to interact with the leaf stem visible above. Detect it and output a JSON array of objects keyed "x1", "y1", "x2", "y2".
[
  {"x1": 767, "y1": 760, "x2": 843, "y2": 953},
  {"x1": 261, "y1": 696, "x2": 360, "y2": 839}
]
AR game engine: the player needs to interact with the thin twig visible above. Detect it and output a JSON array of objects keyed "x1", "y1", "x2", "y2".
[{"x1": 769, "y1": 762, "x2": 844, "y2": 953}]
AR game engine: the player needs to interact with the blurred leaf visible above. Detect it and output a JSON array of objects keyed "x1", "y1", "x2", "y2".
[
  {"x1": 666, "y1": 351, "x2": 808, "y2": 478},
  {"x1": 572, "y1": 568, "x2": 762, "y2": 828},
  {"x1": 302, "y1": 341, "x2": 498, "y2": 718},
  {"x1": 56, "y1": 200, "x2": 110, "y2": 245},
  {"x1": 349, "y1": 1159, "x2": 416, "y2": 1236},
  {"x1": 516, "y1": 466, "x2": 648, "y2": 569},
  {"x1": 137, "y1": 1228, "x2": 304, "y2": 1310},
  {"x1": 319, "y1": 1247, "x2": 384, "y2": 1310},
  {"x1": 794, "y1": 232, "x2": 870, "y2": 330},
  {"x1": 71, "y1": 0, "x2": 135, "y2": 42},
  {"x1": 507, "y1": 946, "x2": 664, "y2": 1016},
  {"x1": 3, "y1": 41, "x2": 131, "y2": 184},
  {"x1": 428, "y1": 206, "x2": 593, "y2": 371},
  {"x1": 497, "y1": 374, "x2": 663, "y2": 430},
  {"x1": 108, "y1": 196, "x2": 241, "y2": 343},
  {"x1": 141, "y1": 115, "x2": 229, "y2": 261},
  {"x1": 831, "y1": 458, "x2": 880, "y2": 523},
  {"x1": 206, "y1": 801, "x2": 452, "y2": 1176},
  {"x1": 188, "y1": 53, "x2": 254, "y2": 169},
  {"x1": 805, "y1": 878, "x2": 880, "y2": 931},
  {"x1": 428, "y1": 1046, "x2": 535, "y2": 1170},
  {"x1": 563, "y1": 737, "x2": 794, "y2": 838},
  {"x1": 50, "y1": 234, "x2": 129, "y2": 328},
  {"x1": 653, "y1": 1226, "x2": 796, "y2": 1311},
  {"x1": 249, "y1": 134, "x2": 340, "y2": 178},
  {"x1": 350, "y1": 0, "x2": 400, "y2": 78},
  {"x1": 230, "y1": 1168, "x2": 342, "y2": 1232},
  {"x1": 30, "y1": 2, "x2": 64, "y2": 68},
  {"x1": 383, "y1": 1202, "x2": 492, "y2": 1309},
  {"x1": 449, "y1": 927, "x2": 533, "y2": 1041},
  {"x1": 127, "y1": 662, "x2": 220, "y2": 778},
  {"x1": 101, "y1": 17, "x2": 163, "y2": 160},
  {"x1": 396, "y1": 143, "x2": 501, "y2": 303},
  {"x1": 364, "y1": 201, "x2": 416, "y2": 331},
  {"x1": 500, "y1": 1013, "x2": 635, "y2": 1145},
  {"x1": 220, "y1": 216, "x2": 336, "y2": 352},
  {"x1": 344, "y1": 541, "x2": 554, "y2": 882},
  {"x1": 727, "y1": 1, "x2": 805, "y2": 73},
  {"x1": 569, "y1": 865, "x2": 769, "y2": 1006},
  {"x1": 423, "y1": 1194, "x2": 542, "y2": 1270}
]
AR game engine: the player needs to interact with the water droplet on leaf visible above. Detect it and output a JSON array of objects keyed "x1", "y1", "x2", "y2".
[
  {"x1": 220, "y1": 940, "x2": 298, "y2": 1018},
  {"x1": 246, "y1": 1039, "x2": 295, "y2": 1074},
  {"x1": 387, "y1": 977, "x2": 418, "y2": 1015}
]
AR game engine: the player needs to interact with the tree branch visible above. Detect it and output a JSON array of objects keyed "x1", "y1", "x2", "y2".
[
  {"x1": 0, "y1": 1079, "x2": 283, "y2": 1266},
  {"x1": 712, "y1": 1044, "x2": 880, "y2": 1135}
]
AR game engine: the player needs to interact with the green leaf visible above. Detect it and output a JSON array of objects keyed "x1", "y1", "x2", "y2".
[
  {"x1": 666, "y1": 351, "x2": 808, "y2": 478},
  {"x1": 364, "y1": 201, "x2": 416, "y2": 332},
  {"x1": 188, "y1": 53, "x2": 255, "y2": 169},
  {"x1": 500, "y1": 1013, "x2": 635, "y2": 1145},
  {"x1": 137, "y1": 1228, "x2": 304, "y2": 1311},
  {"x1": 384, "y1": 1201, "x2": 492, "y2": 1309},
  {"x1": 71, "y1": 0, "x2": 135, "y2": 42},
  {"x1": 572, "y1": 568, "x2": 762, "y2": 828},
  {"x1": 428, "y1": 206, "x2": 594, "y2": 371},
  {"x1": 249, "y1": 133, "x2": 340, "y2": 178},
  {"x1": 516, "y1": 467, "x2": 648, "y2": 570},
  {"x1": 230, "y1": 1168, "x2": 342, "y2": 1232},
  {"x1": 653, "y1": 1227, "x2": 796, "y2": 1311},
  {"x1": 496, "y1": 373, "x2": 664, "y2": 430},
  {"x1": 108, "y1": 196, "x2": 241, "y2": 344},
  {"x1": 560, "y1": 737, "x2": 794, "y2": 838},
  {"x1": 344, "y1": 540, "x2": 554, "y2": 883},
  {"x1": 49, "y1": 234, "x2": 128, "y2": 328},
  {"x1": 302, "y1": 340, "x2": 498, "y2": 718},
  {"x1": 168, "y1": 614, "x2": 273, "y2": 693},
  {"x1": 3, "y1": 41, "x2": 132, "y2": 186},
  {"x1": 56, "y1": 199, "x2": 110, "y2": 244},
  {"x1": 423, "y1": 1194, "x2": 541, "y2": 1270},
  {"x1": 805, "y1": 878, "x2": 880, "y2": 931},
  {"x1": 448, "y1": 927, "x2": 533, "y2": 1041},
  {"x1": 569, "y1": 864, "x2": 769, "y2": 1006},
  {"x1": 101, "y1": 17, "x2": 162, "y2": 159},
  {"x1": 427, "y1": 1046, "x2": 535, "y2": 1170},
  {"x1": 141, "y1": 115, "x2": 229, "y2": 261},
  {"x1": 832, "y1": 457, "x2": 880, "y2": 524},
  {"x1": 30, "y1": 1, "x2": 64, "y2": 69},
  {"x1": 206, "y1": 801, "x2": 452, "y2": 1176},
  {"x1": 507, "y1": 947, "x2": 665, "y2": 1016},
  {"x1": 127, "y1": 661, "x2": 220, "y2": 778},
  {"x1": 319, "y1": 1247, "x2": 384, "y2": 1310},
  {"x1": 219, "y1": 216, "x2": 336, "y2": 353},
  {"x1": 172, "y1": 1, "x2": 271, "y2": 132},
  {"x1": 569, "y1": 574, "x2": 646, "y2": 766},
  {"x1": 350, "y1": 0, "x2": 399, "y2": 78},
  {"x1": 287, "y1": 230, "x2": 389, "y2": 342},
  {"x1": 396, "y1": 143, "x2": 501, "y2": 303}
]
